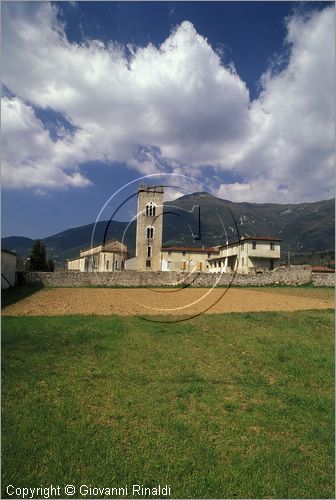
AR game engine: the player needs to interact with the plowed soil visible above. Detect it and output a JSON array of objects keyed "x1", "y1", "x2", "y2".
[{"x1": 2, "y1": 287, "x2": 334, "y2": 317}]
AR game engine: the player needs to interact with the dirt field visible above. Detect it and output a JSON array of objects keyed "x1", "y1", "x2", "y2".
[{"x1": 2, "y1": 286, "x2": 334, "y2": 317}]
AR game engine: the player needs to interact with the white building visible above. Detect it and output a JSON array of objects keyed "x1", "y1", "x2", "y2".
[
  {"x1": 67, "y1": 240, "x2": 128, "y2": 272},
  {"x1": 208, "y1": 236, "x2": 281, "y2": 274},
  {"x1": 1, "y1": 250, "x2": 17, "y2": 289},
  {"x1": 161, "y1": 246, "x2": 219, "y2": 272}
]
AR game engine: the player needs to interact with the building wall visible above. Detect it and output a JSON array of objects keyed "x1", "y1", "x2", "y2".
[
  {"x1": 248, "y1": 257, "x2": 279, "y2": 272},
  {"x1": 245, "y1": 241, "x2": 280, "y2": 273},
  {"x1": 161, "y1": 250, "x2": 217, "y2": 272},
  {"x1": 247, "y1": 240, "x2": 280, "y2": 258},
  {"x1": 135, "y1": 185, "x2": 164, "y2": 271},
  {"x1": 67, "y1": 257, "x2": 85, "y2": 271},
  {"x1": 124, "y1": 257, "x2": 137, "y2": 270},
  {"x1": 1, "y1": 251, "x2": 17, "y2": 289},
  {"x1": 67, "y1": 251, "x2": 125, "y2": 272},
  {"x1": 96, "y1": 252, "x2": 124, "y2": 272}
]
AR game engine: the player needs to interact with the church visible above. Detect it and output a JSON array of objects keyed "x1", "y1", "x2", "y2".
[{"x1": 68, "y1": 184, "x2": 281, "y2": 274}]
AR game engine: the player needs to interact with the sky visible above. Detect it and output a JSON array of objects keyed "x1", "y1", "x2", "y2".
[{"x1": 2, "y1": 1, "x2": 334, "y2": 238}]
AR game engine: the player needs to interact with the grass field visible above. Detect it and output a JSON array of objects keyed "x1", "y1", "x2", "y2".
[{"x1": 2, "y1": 308, "x2": 334, "y2": 498}]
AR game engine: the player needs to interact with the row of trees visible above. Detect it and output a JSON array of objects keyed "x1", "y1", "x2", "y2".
[{"x1": 29, "y1": 240, "x2": 55, "y2": 272}]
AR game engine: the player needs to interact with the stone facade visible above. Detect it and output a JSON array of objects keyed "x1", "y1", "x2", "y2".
[
  {"x1": 24, "y1": 266, "x2": 334, "y2": 288},
  {"x1": 135, "y1": 185, "x2": 164, "y2": 271},
  {"x1": 312, "y1": 272, "x2": 335, "y2": 287}
]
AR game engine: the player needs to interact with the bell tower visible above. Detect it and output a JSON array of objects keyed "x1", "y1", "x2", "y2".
[{"x1": 136, "y1": 184, "x2": 164, "y2": 271}]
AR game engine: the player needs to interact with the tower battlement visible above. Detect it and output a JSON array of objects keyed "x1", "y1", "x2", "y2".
[{"x1": 138, "y1": 184, "x2": 164, "y2": 194}]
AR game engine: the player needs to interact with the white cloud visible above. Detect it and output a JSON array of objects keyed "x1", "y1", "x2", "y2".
[
  {"x1": 1, "y1": 97, "x2": 91, "y2": 189},
  {"x1": 1, "y1": 2, "x2": 334, "y2": 202},
  {"x1": 217, "y1": 6, "x2": 335, "y2": 203}
]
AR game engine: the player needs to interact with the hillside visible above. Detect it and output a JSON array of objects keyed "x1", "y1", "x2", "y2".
[
  {"x1": 164, "y1": 193, "x2": 335, "y2": 252},
  {"x1": 2, "y1": 194, "x2": 334, "y2": 267}
]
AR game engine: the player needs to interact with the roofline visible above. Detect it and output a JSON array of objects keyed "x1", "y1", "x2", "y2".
[
  {"x1": 311, "y1": 266, "x2": 335, "y2": 273},
  {"x1": 69, "y1": 250, "x2": 128, "y2": 261},
  {"x1": 79, "y1": 239, "x2": 126, "y2": 253},
  {"x1": 161, "y1": 246, "x2": 219, "y2": 254},
  {"x1": 138, "y1": 184, "x2": 164, "y2": 194},
  {"x1": 218, "y1": 236, "x2": 282, "y2": 249},
  {"x1": 208, "y1": 255, "x2": 281, "y2": 262}
]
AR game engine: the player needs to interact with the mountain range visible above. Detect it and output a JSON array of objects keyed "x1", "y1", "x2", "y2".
[{"x1": 2, "y1": 193, "x2": 335, "y2": 266}]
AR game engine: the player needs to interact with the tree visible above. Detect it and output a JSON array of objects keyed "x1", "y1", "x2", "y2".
[
  {"x1": 46, "y1": 259, "x2": 55, "y2": 272},
  {"x1": 29, "y1": 240, "x2": 54, "y2": 272}
]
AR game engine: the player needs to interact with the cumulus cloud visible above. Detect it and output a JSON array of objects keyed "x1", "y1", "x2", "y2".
[
  {"x1": 1, "y1": 97, "x2": 92, "y2": 189},
  {"x1": 218, "y1": 6, "x2": 335, "y2": 203},
  {"x1": 1, "y1": 2, "x2": 334, "y2": 202}
]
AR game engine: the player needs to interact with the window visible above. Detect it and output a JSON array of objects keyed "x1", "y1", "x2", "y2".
[
  {"x1": 145, "y1": 202, "x2": 156, "y2": 217},
  {"x1": 182, "y1": 251, "x2": 186, "y2": 256},
  {"x1": 252, "y1": 241, "x2": 257, "y2": 249},
  {"x1": 167, "y1": 261, "x2": 172, "y2": 270},
  {"x1": 242, "y1": 257, "x2": 244, "y2": 266},
  {"x1": 115, "y1": 260, "x2": 119, "y2": 270},
  {"x1": 270, "y1": 242, "x2": 275, "y2": 250},
  {"x1": 181, "y1": 261, "x2": 186, "y2": 271},
  {"x1": 146, "y1": 259, "x2": 151, "y2": 268},
  {"x1": 106, "y1": 260, "x2": 109, "y2": 270},
  {"x1": 208, "y1": 252, "x2": 211, "y2": 258},
  {"x1": 147, "y1": 246, "x2": 152, "y2": 258},
  {"x1": 146, "y1": 227, "x2": 154, "y2": 239},
  {"x1": 270, "y1": 259, "x2": 274, "y2": 270}
]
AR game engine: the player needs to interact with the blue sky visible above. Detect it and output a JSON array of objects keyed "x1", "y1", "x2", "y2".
[{"x1": 2, "y1": 1, "x2": 334, "y2": 238}]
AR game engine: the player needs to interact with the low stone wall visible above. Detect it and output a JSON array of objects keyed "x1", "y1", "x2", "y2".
[
  {"x1": 312, "y1": 272, "x2": 335, "y2": 287},
  {"x1": 24, "y1": 267, "x2": 334, "y2": 288}
]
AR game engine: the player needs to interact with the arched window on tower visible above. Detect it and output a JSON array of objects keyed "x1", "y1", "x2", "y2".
[
  {"x1": 145, "y1": 202, "x2": 156, "y2": 217},
  {"x1": 146, "y1": 226, "x2": 154, "y2": 239}
]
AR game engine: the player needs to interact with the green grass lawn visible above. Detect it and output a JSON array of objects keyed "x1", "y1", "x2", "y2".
[{"x1": 2, "y1": 310, "x2": 334, "y2": 499}]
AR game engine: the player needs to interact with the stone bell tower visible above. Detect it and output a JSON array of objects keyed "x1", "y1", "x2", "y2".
[{"x1": 136, "y1": 184, "x2": 164, "y2": 271}]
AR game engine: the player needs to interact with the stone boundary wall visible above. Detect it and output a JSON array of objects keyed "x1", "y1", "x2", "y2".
[
  {"x1": 311, "y1": 272, "x2": 335, "y2": 287},
  {"x1": 24, "y1": 267, "x2": 334, "y2": 288}
]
